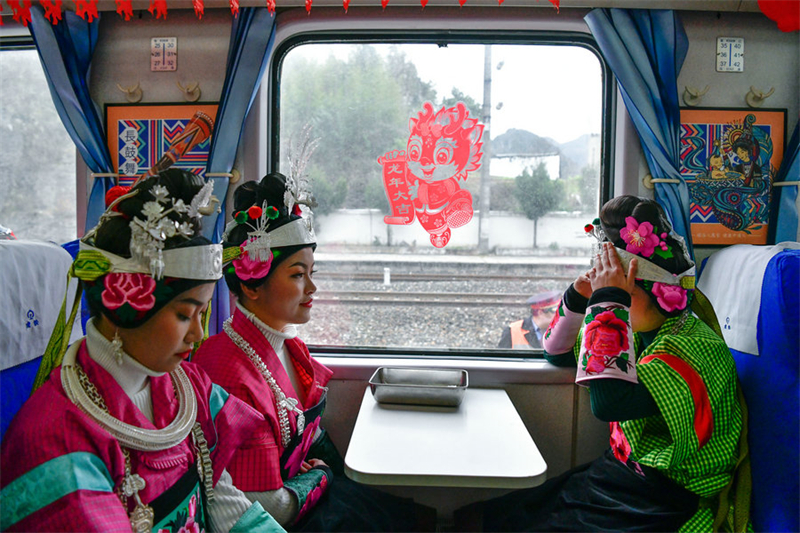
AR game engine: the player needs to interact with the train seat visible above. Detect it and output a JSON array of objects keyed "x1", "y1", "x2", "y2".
[
  {"x1": 698, "y1": 242, "x2": 800, "y2": 533},
  {"x1": 0, "y1": 240, "x2": 82, "y2": 441}
]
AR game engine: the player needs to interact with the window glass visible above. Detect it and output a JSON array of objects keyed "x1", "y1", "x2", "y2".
[
  {"x1": 0, "y1": 47, "x2": 76, "y2": 243},
  {"x1": 278, "y1": 41, "x2": 604, "y2": 353}
]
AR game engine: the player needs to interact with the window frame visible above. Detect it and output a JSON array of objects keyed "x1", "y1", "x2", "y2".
[{"x1": 266, "y1": 18, "x2": 616, "y2": 360}]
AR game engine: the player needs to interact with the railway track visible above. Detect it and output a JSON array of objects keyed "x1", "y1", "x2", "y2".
[
  {"x1": 313, "y1": 290, "x2": 536, "y2": 306},
  {"x1": 314, "y1": 272, "x2": 575, "y2": 282}
]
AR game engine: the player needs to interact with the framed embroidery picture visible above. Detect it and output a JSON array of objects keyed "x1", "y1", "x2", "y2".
[
  {"x1": 679, "y1": 107, "x2": 786, "y2": 246},
  {"x1": 105, "y1": 103, "x2": 218, "y2": 186}
]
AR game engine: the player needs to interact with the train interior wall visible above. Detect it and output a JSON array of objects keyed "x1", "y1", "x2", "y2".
[{"x1": 2, "y1": 3, "x2": 797, "y2": 523}]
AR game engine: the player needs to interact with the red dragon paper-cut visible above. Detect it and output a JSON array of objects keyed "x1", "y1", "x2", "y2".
[{"x1": 379, "y1": 102, "x2": 484, "y2": 248}]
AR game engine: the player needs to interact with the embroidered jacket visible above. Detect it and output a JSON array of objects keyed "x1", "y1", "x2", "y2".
[
  {"x1": 543, "y1": 286, "x2": 744, "y2": 532},
  {"x1": 194, "y1": 308, "x2": 334, "y2": 523},
  {"x1": 0, "y1": 340, "x2": 282, "y2": 533}
]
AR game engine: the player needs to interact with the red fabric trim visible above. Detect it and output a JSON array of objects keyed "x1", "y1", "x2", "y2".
[{"x1": 640, "y1": 354, "x2": 714, "y2": 448}]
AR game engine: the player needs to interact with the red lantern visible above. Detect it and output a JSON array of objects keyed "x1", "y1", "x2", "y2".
[
  {"x1": 115, "y1": 0, "x2": 133, "y2": 20},
  {"x1": 757, "y1": 0, "x2": 800, "y2": 32},
  {"x1": 192, "y1": 0, "x2": 204, "y2": 19},
  {"x1": 148, "y1": 0, "x2": 167, "y2": 19},
  {"x1": 41, "y1": 0, "x2": 63, "y2": 24}
]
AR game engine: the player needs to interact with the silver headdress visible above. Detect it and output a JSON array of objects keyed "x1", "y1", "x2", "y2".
[{"x1": 83, "y1": 179, "x2": 222, "y2": 281}]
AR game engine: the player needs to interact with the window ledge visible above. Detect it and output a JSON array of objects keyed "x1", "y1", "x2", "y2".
[{"x1": 313, "y1": 353, "x2": 577, "y2": 386}]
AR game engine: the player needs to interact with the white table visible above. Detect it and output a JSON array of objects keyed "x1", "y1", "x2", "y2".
[{"x1": 344, "y1": 387, "x2": 547, "y2": 489}]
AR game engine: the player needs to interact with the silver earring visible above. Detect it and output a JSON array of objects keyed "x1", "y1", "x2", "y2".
[{"x1": 112, "y1": 330, "x2": 125, "y2": 366}]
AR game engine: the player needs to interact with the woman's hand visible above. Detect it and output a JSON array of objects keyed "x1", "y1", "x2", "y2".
[
  {"x1": 300, "y1": 458, "x2": 329, "y2": 473},
  {"x1": 574, "y1": 270, "x2": 593, "y2": 299},
  {"x1": 588, "y1": 242, "x2": 637, "y2": 294}
]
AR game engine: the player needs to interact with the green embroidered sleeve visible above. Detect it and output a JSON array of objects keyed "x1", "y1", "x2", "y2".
[{"x1": 231, "y1": 501, "x2": 287, "y2": 533}]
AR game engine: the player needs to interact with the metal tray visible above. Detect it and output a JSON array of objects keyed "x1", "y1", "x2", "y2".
[{"x1": 369, "y1": 367, "x2": 468, "y2": 407}]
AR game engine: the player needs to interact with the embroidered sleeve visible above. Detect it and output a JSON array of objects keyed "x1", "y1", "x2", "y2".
[
  {"x1": 542, "y1": 285, "x2": 587, "y2": 358},
  {"x1": 575, "y1": 287, "x2": 638, "y2": 387},
  {"x1": 306, "y1": 429, "x2": 345, "y2": 476},
  {"x1": 283, "y1": 466, "x2": 332, "y2": 524}
]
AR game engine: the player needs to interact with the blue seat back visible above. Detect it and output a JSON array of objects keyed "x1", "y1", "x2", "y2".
[{"x1": 701, "y1": 246, "x2": 799, "y2": 532}]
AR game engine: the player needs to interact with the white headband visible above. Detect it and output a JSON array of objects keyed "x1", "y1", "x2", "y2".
[{"x1": 80, "y1": 242, "x2": 222, "y2": 281}]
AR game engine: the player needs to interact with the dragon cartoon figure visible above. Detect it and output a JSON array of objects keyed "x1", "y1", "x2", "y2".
[{"x1": 378, "y1": 102, "x2": 484, "y2": 248}]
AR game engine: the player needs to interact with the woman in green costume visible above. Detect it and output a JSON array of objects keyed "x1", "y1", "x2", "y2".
[{"x1": 455, "y1": 196, "x2": 749, "y2": 532}]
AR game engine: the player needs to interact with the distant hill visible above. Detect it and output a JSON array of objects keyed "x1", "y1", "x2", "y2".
[{"x1": 492, "y1": 129, "x2": 559, "y2": 156}]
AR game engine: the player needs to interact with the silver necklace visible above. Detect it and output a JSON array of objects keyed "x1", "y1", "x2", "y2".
[
  {"x1": 61, "y1": 344, "x2": 197, "y2": 451},
  {"x1": 223, "y1": 317, "x2": 305, "y2": 448}
]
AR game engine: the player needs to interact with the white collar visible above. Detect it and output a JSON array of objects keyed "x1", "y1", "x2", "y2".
[
  {"x1": 236, "y1": 301, "x2": 297, "y2": 356},
  {"x1": 85, "y1": 318, "x2": 165, "y2": 399}
]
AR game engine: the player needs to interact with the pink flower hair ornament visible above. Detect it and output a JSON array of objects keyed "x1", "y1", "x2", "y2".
[
  {"x1": 650, "y1": 281, "x2": 688, "y2": 313},
  {"x1": 619, "y1": 216, "x2": 662, "y2": 258},
  {"x1": 232, "y1": 235, "x2": 273, "y2": 281},
  {"x1": 101, "y1": 272, "x2": 157, "y2": 311}
]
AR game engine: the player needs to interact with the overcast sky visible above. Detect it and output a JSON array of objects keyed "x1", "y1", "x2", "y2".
[{"x1": 291, "y1": 42, "x2": 603, "y2": 145}]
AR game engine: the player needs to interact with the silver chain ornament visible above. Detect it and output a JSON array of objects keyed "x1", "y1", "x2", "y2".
[{"x1": 223, "y1": 318, "x2": 305, "y2": 448}]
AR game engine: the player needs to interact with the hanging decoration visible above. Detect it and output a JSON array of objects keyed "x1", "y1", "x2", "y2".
[
  {"x1": 148, "y1": 0, "x2": 167, "y2": 18},
  {"x1": 192, "y1": 0, "x2": 203, "y2": 19},
  {"x1": 3, "y1": 0, "x2": 562, "y2": 22},
  {"x1": 75, "y1": 0, "x2": 98, "y2": 21},
  {"x1": 8, "y1": 0, "x2": 32, "y2": 26},
  {"x1": 115, "y1": 0, "x2": 132, "y2": 20},
  {"x1": 41, "y1": 0, "x2": 62, "y2": 23}
]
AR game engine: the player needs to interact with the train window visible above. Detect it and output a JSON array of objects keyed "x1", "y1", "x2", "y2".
[
  {"x1": 0, "y1": 45, "x2": 77, "y2": 243},
  {"x1": 275, "y1": 37, "x2": 608, "y2": 355}
]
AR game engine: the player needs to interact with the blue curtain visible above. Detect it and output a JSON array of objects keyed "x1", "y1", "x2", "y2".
[
  {"x1": 29, "y1": 8, "x2": 114, "y2": 235},
  {"x1": 769, "y1": 116, "x2": 799, "y2": 244},
  {"x1": 206, "y1": 7, "x2": 277, "y2": 335},
  {"x1": 585, "y1": 9, "x2": 693, "y2": 258}
]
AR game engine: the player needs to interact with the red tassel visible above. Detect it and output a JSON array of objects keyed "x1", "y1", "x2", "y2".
[
  {"x1": 41, "y1": 0, "x2": 62, "y2": 24},
  {"x1": 229, "y1": 0, "x2": 239, "y2": 17},
  {"x1": 0, "y1": 4, "x2": 4, "y2": 25},
  {"x1": 459, "y1": 0, "x2": 466, "y2": 5},
  {"x1": 75, "y1": 0, "x2": 98, "y2": 21},
  {"x1": 497, "y1": 0, "x2": 503, "y2": 4},
  {"x1": 115, "y1": 0, "x2": 133, "y2": 20},
  {"x1": 420, "y1": 0, "x2": 428, "y2": 8},
  {"x1": 548, "y1": 0, "x2": 559, "y2": 12},
  {"x1": 192, "y1": 0, "x2": 204, "y2": 19},
  {"x1": 266, "y1": 0, "x2": 275, "y2": 15},
  {"x1": 8, "y1": 0, "x2": 32, "y2": 26},
  {"x1": 305, "y1": 0, "x2": 311, "y2": 13},
  {"x1": 148, "y1": 0, "x2": 167, "y2": 19},
  {"x1": 381, "y1": 0, "x2": 388, "y2": 9},
  {"x1": 757, "y1": 0, "x2": 800, "y2": 32},
  {"x1": 343, "y1": 0, "x2": 349, "y2": 12}
]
